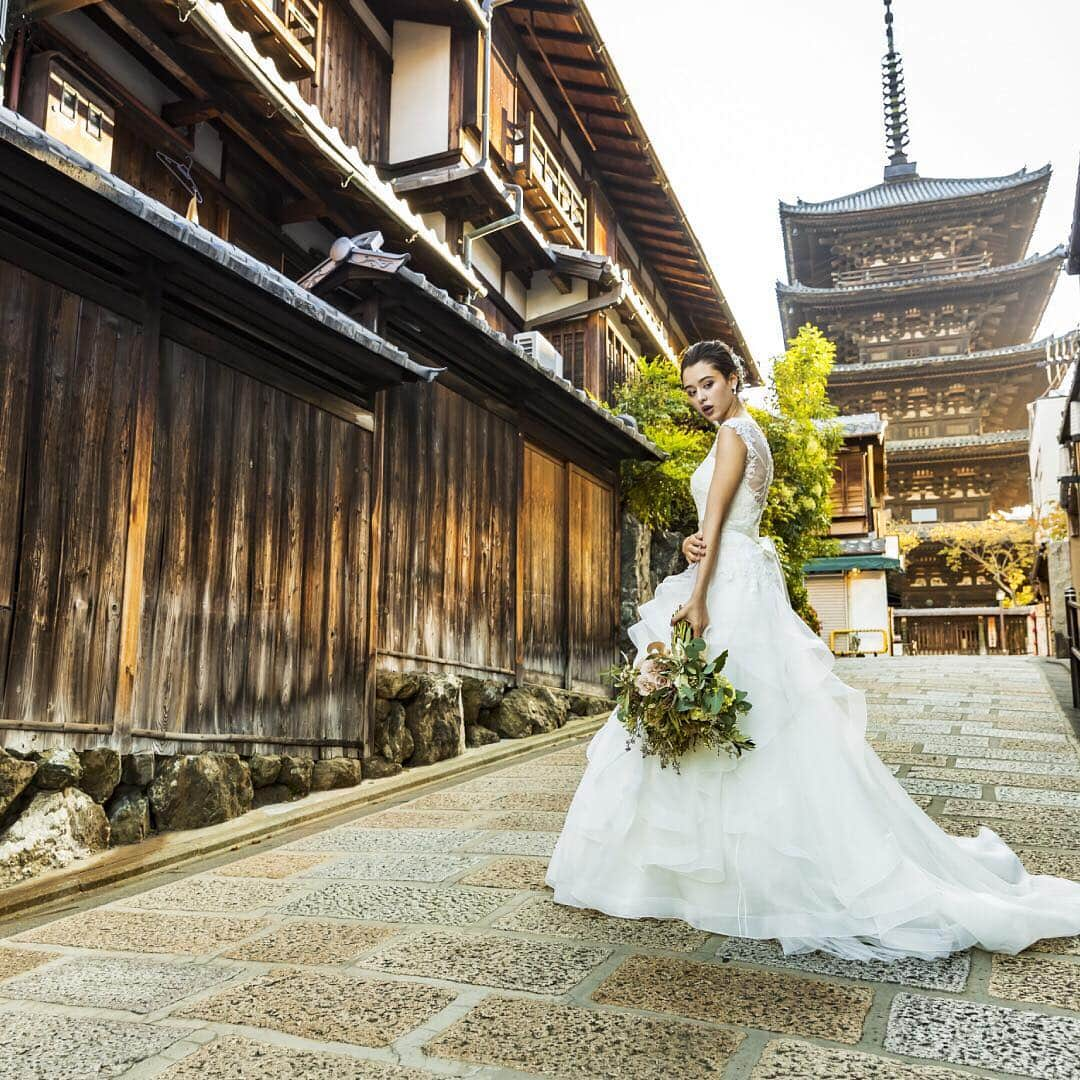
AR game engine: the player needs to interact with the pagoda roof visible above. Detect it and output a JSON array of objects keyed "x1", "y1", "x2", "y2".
[
  {"x1": 778, "y1": 247, "x2": 1064, "y2": 301},
  {"x1": 885, "y1": 428, "x2": 1028, "y2": 455},
  {"x1": 780, "y1": 166, "x2": 1051, "y2": 217},
  {"x1": 829, "y1": 337, "x2": 1056, "y2": 382},
  {"x1": 812, "y1": 412, "x2": 885, "y2": 438}
]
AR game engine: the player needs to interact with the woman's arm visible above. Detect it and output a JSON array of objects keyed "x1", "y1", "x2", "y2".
[{"x1": 672, "y1": 427, "x2": 747, "y2": 636}]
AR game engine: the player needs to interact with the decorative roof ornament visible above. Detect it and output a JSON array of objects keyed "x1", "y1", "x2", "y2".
[{"x1": 882, "y1": 0, "x2": 918, "y2": 182}]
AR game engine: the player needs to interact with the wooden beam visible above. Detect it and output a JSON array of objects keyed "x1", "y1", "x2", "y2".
[
  {"x1": 365, "y1": 390, "x2": 386, "y2": 753},
  {"x1": 25, "y1": 0, "x2": 102, "y2": 16},
  {"x1": 276, "y1": 197, "x2": 329, "y2": 225},
  {"x1": 161, "y1": 97, "x2": 221, "y2": 127},
  {"x1": 526, "y1": 48, "x2": 605, "y2": 73}
]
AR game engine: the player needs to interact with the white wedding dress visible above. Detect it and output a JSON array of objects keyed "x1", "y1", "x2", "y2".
[{"x1": 546, "y1": 414, "x2": 1080, "y2": 960}]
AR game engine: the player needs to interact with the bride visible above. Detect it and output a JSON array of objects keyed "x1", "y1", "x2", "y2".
[{"x1": 546, "y1": 339, "x2": 1080, "y2": 961}]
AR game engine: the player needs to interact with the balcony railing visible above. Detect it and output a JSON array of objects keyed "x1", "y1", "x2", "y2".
[
  {"x1": 833, "y1": 252, "x2": 992, "y2": 288},
  {"x1": 515, "y1": 112, "x2": 587, "y2": 249},
  {"x1": 222, "y1": 0, "x2": 320, "y2": 81},
  {"x1": 619, "y1": 267, "x2": 676, "y2": 364}
]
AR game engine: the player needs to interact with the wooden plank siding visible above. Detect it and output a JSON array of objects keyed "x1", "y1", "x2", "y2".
[
  {"x1": 0, "y1": 261, "x2": 141, "y2": 738},
  {"x1": 519, "y1": 442, "x2": 618, "y2": 693},
  {"x1": 0, "y1": 259, "x2": 376, "y2": 752},
  {"x1": 378, "y1": 381, "x2": 518, "y2": 678},
  {"x1": 130, "y1": 340, "x2": 373, "y2": 750}
]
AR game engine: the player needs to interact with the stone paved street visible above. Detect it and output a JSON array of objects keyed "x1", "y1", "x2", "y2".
[{"x1": 1, "y1": 656, "x2": 1079, "y2": 1079}]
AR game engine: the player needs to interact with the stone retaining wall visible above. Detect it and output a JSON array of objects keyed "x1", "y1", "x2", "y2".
[{"x1": 0, "y1": 676, "x2": 611, "y2": 888}]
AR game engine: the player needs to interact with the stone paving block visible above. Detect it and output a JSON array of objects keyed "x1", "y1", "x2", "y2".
[
  {"x1": 459, "y1": 830, "x2": 558, "y2": 856},
  {"x1": 13, "y1": 909, "x2": 267, "y2": 955},
  {"x1": 280, "y1": 881, "x2": 512, "y2": 924},
  {"x1": 899, "y1": 777, "x2": 983, "y2": 798},
  {"x1": 878, "y1": 722, "x2": 956, "y2": 736},
  {"x1": 942, "y1": 818, "x2": 1080, "y2": 849},
  {"x1": 212, "y1": 852, "x2": 331, "y2": 879},
  {"x1": 490, "y1": 790, "x2": 576, "y2": 812},
  {"x1": 0, "y1": 1012, "x2": 186, "y2": 1080},
  {"x1": 940, "y1": 799, "x2": 1079, "y2": 828},
  {"x1": 540, "y1": 747, "x2": 590, "y2": 765},
  {"x1": 483, "y1": 810, "x2": 566, "y2": 831},
  {"x1": 176, "y1": 969, "x2": 454, "y2": 1047},
  {"x1": 868, "y1": 740, "x2": 917, "y2": 753},
  {"x1": 0, "y1": 945, "x2": 59, "y2": 980},
  {"x1": 296, "y1": 852, "x2": 484, "y2": 883},
  {"x1": 159, "y1": 1035, "x2": 435, "y2": 1079},
  {"x1": 498, "y1": 764, "x2": 586, "y2": 780},
  {"x1": 958, "y1": 747, "x2": 1079, "y2": 765},
  {"x1": 874, "y1": 752, "x2": 948, "y2": 767},
  {"x1": 989, "y1": 954, "x2": 1080, "y2": 1012},
  {"x1": 456, "y1": 855, "x2": 552, "y2": 890},
  {"x1": 960, "y1": 724, "x2": 1068, "y2": 740},
  {"x1": 424, "y1": 994, "x2": 743, "y2": 1079},
  {"x1": 712, "y1": 936, "x2": 970, "y2": 991},
  {"x1": 996, "y1": 785, "x2": 1080, "y2": 808},
  {"x1": 118, "y1": 875, "x2": 302, "y2": 912},
  {"x1": 592, "y1": 954, "x2": 872, "y2": 1044},
  {"x1": 406, "y1": 791, "x2": 498, "y2": 811},
  {"x1": 885, "y1": 991, "x2": 1080, "y2": 1078},
  {"x1": 224, "y1": 920, "x2": 397, "y2": 964},
  {"x1": 0, "y1": 955, "x2": 236, "y2": 1013},
  {"x1": 359, "y1": 808, "x2": 487, "y2": 830},
  {"x1": 915, "y1": 735, "x2": 990, "y2": 751},
  {"x1": 493, "y1": 895, "x2": 710, "y2": 952},
  {"x1": 285, "y1": 827, "x2": 481, "y2": 854},
  {"x1": 957, "y1": 758, "x2": 1080, "y2": 777},
  {"x1": 454, "y1": 775, "x2": 577, "y2": 794},
  {"x1": 1016, "y1": 850, "x2": 1080, "y2": 881},
  {"x1": 359, "y1": 929, "x2": 609, "y2": 993},
  {"x1": 1002, "y1": 737, "x2": 1080, "y2": 752},
  {"x1": 1025, "y1": 935, "x2": 1080, "y2": 956},
  {"x1": 750, "y1": 1038, "x2": 971, "y2": 1080},
  {"x1": 909, "y1": 794, "x2": 934, "y2": 810},
  {"x1": 909, "y1": 766, "x2": 1080, "y2": 792}
]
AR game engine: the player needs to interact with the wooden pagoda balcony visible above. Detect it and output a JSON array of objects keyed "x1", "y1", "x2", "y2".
[
  {"x1": 833, "y1": 252, "x2": 993, "y2": 288},
  {"x1": 514, "y1": 112, "x2": 587, "y2": 249},
  {"x1": 220, "y1": 0, "x2": 320, "y2": 81}
]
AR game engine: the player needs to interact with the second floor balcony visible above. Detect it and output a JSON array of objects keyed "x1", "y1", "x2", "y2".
[
  {"x1": 833, "y1": 251, "x2": 993, "y2": 288},
  {"x1": 515, "y1": 112, "x2": 587, "y2": 250},
  {"x1": 221, "y1": 0, "x2": 320, "y2": 81}
]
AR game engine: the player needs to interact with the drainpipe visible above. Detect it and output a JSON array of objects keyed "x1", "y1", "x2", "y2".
[
  {"x1": 477, "y1": 0, "x2": 493, "y2": 171},
  {"x1": 462, "y1": 180, "x2": 523, "y2": 274},
  {"x1": 5, "y1": 26, "x2": 26, "y2": 113}
]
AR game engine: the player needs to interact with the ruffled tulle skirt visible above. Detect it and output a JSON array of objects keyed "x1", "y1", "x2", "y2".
[{"x1": 545, "y1": 528, "x2": 1080, "y2": 960}]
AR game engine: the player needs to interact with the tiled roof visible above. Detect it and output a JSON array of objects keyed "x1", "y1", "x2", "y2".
[
  {"x1": 813, "y1": 412, "x2": 885, "y2": 438},
  {"x1": 778, "y1": 247, "x2": 1065, "y2": 300},
  {"x1": 0, "y1": 107, "x2": 434, "y2": 379},
  {"x1": 780, "y1": 166, "x2": 1051, "y2": 216},
  {"x1": 830, "y1": 338, "x2": 1053, "y2": 377},
  {"x1": 885, "y1": 429, "x2": 1028, "y2": 453}
]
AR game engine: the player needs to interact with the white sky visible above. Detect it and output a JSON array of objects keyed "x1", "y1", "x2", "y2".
[{"x1": 586, "y1": 0, "x2": 1080, "y2": 386}]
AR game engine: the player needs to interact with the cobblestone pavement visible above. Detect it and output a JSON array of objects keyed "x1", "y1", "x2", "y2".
[{"x1": 2, "y1": 656, "x2": 1079, "y2": 1079}]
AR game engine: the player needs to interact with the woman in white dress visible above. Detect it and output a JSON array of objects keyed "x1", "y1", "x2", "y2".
[{"x1": 546, "y1": 339, "x2": 1080, "y2": 961}]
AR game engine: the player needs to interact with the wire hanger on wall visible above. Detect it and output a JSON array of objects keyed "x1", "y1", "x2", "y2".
[{"x1": 156, "y1": 150, "x2": 203, "y2": 224}]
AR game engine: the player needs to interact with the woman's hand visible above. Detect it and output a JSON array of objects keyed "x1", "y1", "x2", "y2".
[
  {"x1": 682, "y1": 531, "x2": 707, "y2": 564},
  {"x1": 671, "y1": 596, "x2": 710, "y2": 640}
]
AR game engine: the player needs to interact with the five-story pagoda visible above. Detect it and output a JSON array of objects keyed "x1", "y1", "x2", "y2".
[{"x1": 777, "y1": 0, "x2": 1064, "y2": 650}]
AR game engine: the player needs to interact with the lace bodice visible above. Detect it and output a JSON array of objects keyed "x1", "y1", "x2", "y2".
[{"x1": 690, "y1": 415, "x2": 773, "y2": 537}]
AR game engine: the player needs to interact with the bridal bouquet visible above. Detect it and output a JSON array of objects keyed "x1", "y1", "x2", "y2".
[{"x1": 608, "y1": 621, "x2": 754, "y2": 773}]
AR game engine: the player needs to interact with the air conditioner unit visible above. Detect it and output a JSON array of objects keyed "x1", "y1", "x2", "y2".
[{"x1": 514, "y1": 331, "x2": 564, "y2": 379}]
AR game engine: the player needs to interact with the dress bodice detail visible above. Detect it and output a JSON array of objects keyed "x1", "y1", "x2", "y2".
[{"x1": 690, "y1": 416, "x2": 773, "y2": 538}]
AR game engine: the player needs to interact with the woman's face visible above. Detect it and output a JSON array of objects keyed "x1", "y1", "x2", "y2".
[{"x1": 681, "y1": 361, "x2": 738, "y2": 422}]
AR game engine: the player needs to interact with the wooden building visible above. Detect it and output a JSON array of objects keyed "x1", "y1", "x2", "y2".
[
  {"x1": 778, "y1": 0, "x2": 1062, "y2": 653},
  {"x1": 804, "y1": 413, "x2": 902, "y2": 656},
  {"x1": 0, "y1": 1, "x2": 751, "y2": 757}
]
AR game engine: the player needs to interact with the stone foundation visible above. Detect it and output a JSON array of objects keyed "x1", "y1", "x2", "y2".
[{"x1": 0, "y1": 677, "x2": 610, "y2": 888}]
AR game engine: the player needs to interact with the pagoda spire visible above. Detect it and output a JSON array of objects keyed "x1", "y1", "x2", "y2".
[{"x1": 881, "y1": 0, "x2": 918, "y2": 181}]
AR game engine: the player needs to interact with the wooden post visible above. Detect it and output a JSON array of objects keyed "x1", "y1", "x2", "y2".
[
  {"x1": 512, "y1": 430, "x2": 524, "y2": 687},
  {"x1": 113, "y1": 261, "x2": 161, "y2": 750},
  {"x1": 364, "y1": 390, "x2": 386, "y2": 755},
  {"x1": 563, "y1": 462, "x2": 575, "y2": 691}
]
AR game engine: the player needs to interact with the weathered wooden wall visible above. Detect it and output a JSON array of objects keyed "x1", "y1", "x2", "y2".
[
  {"x1": 0, "y1": 261, "x2": 142, "y2": 737},
  {"x1": 378, "y1": 381, "x2": 518, "y2": 678},
  {"x1": 303, "y1": 0, "x2": 391, "y2": 163},
  {"x1": 130, "y1": 340, "x2": 373, "y2": 748},
  {"x1": 0, "y1": 259, "x2": 375, "y2": 753},
  {"x1": 518, "y1": 443, "x2": 619, "y2": 693}
]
